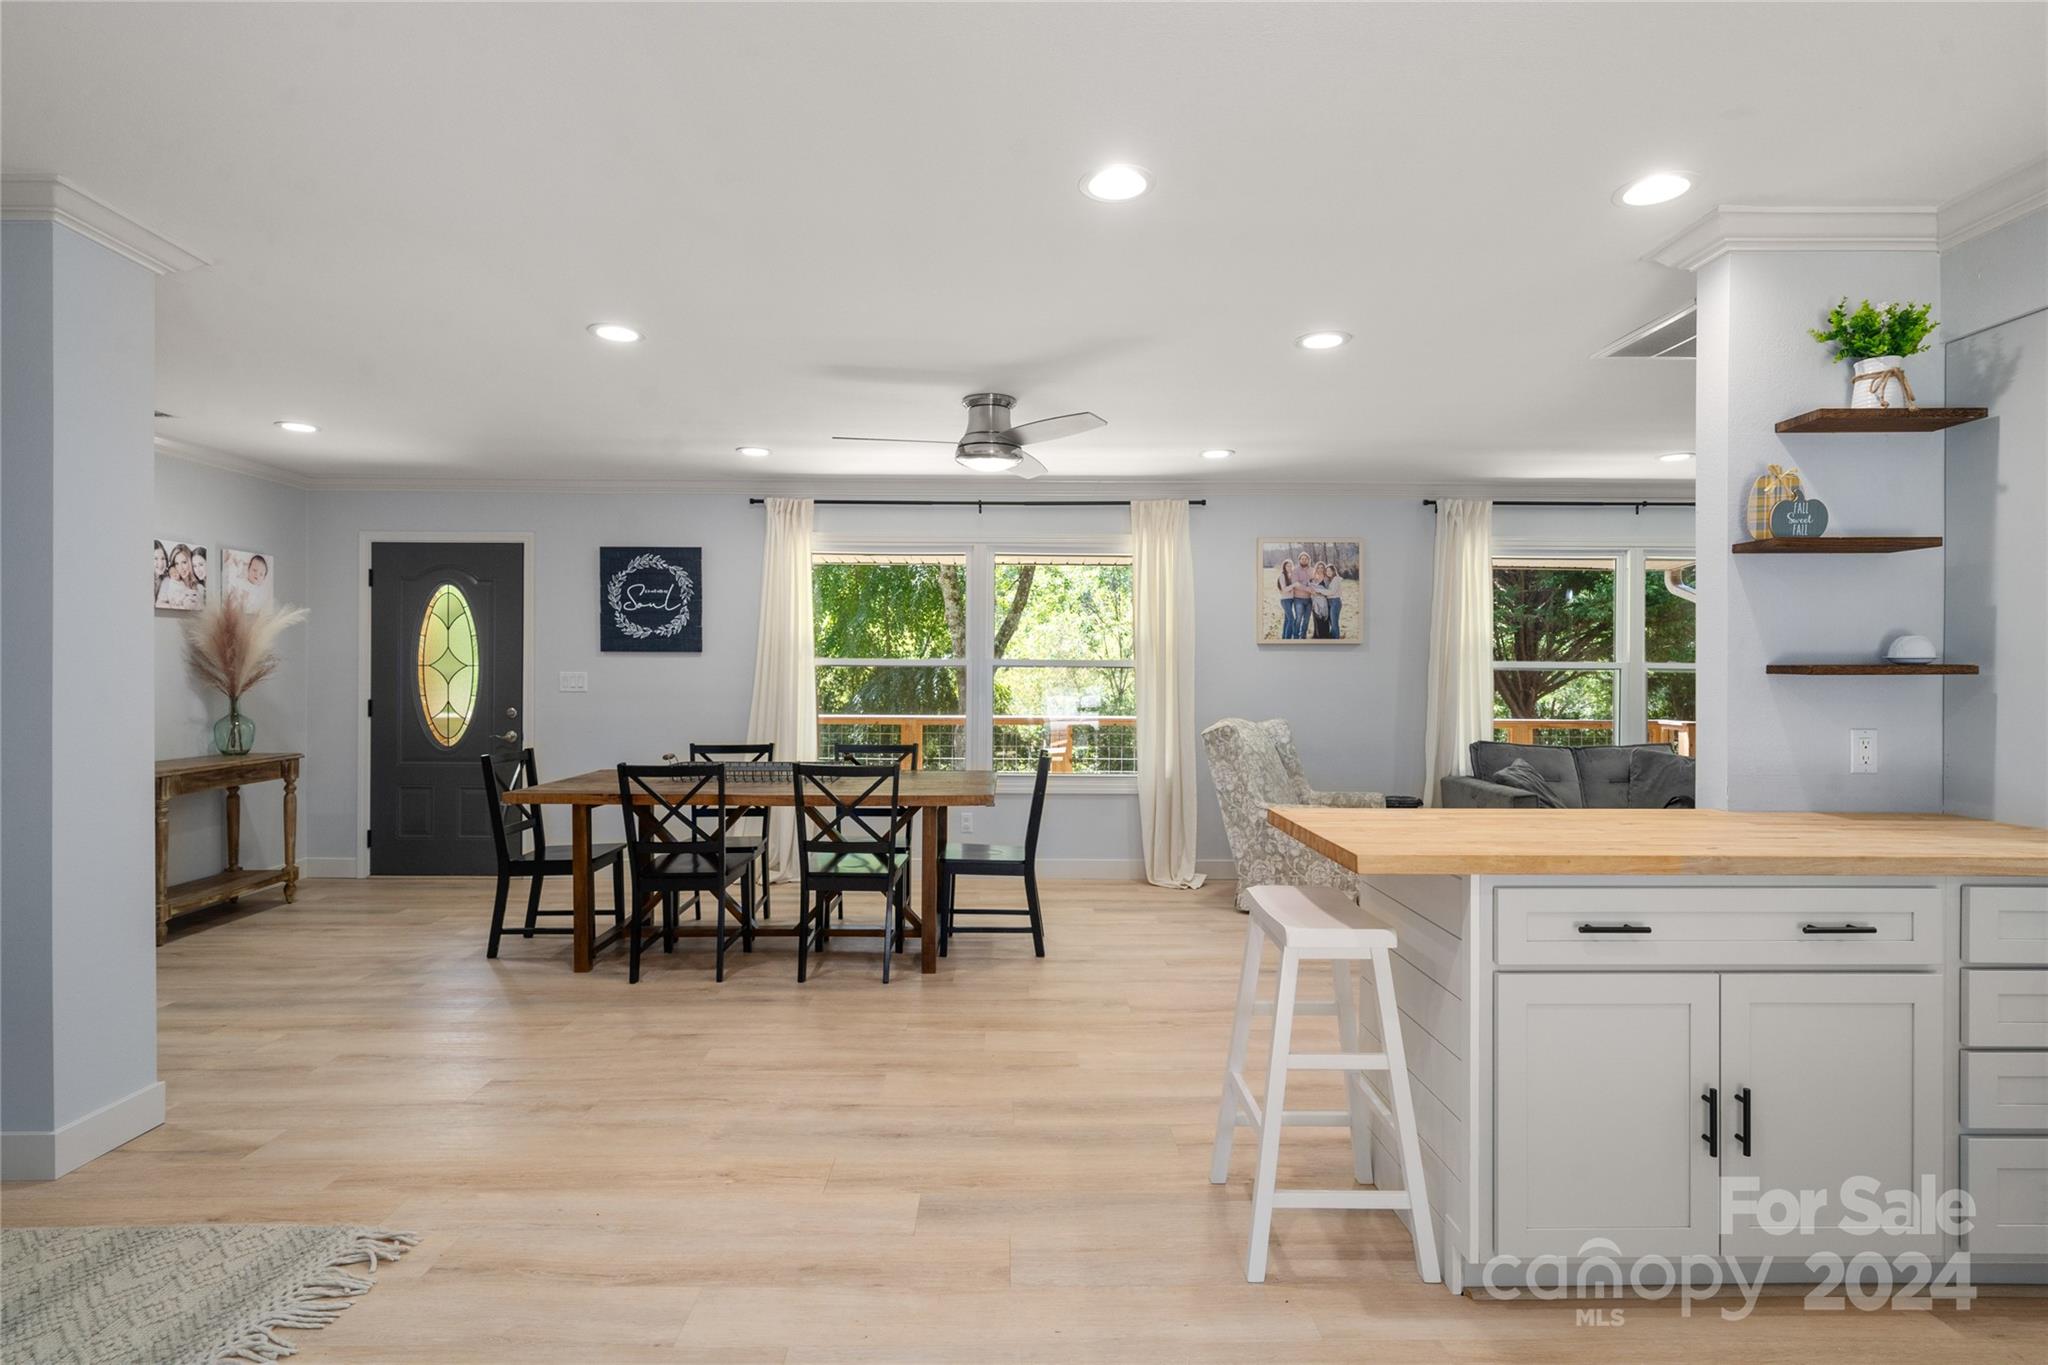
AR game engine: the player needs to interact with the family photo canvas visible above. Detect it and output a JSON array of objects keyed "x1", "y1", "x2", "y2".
[
  {"x1": 1255, "y1": 538, "x2": 1362, "y2": 644},
  {"x1": 152, "y1": 536, "x2": 210, "y2": 612}
]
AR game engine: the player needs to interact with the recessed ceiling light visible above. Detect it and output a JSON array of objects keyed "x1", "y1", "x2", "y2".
[
  {"x1": 1617, "y1": 172, "x2": 1692, "y2": 207},
  {"x1": 1659, "y1": 450, "x2": 1695, "y2": 463},
  {"x1": 274, "y1": 420, "x2": 318, "y2": 434},
  {"x1": 736, "y1": 446, "x2": 770, "y2": 458},
  {"x1": 1080, "y1": 164, "x2": 1151, "y2": 202},
  {"x1": 1295, "y1": 331, "x2": 1351, "y2": 350},
  {"x1": 587, "y1": 322, "x2": 642, "y2": 343},
  {"x1": 1201, "y1": 448, "x2": 1234, "y2": 461}
]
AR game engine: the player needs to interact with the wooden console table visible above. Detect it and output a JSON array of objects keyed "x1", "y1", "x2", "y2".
[{"x1": 154, "y1": 752, "x2": 301, "y2": 943}]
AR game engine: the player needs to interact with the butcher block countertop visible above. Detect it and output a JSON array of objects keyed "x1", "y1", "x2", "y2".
[{"x1": 1265, "y1": 807, "x2": 2048, "y2": 878}]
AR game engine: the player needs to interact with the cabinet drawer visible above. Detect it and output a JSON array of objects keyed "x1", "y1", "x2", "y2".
[
  {"x1": 1963, "y1": 969, "x2": 2048, "y2": 1048},
  {"x1": 1964, "y1": 886, "x2": 2048, "y2": 965},
  {"x1": 1961, "y1": 1137, "x2": 2048, "y2": 1257},
  {"x1": 1494, "y1": 886, "x2": 1940, "y2": 967},
  {"x1": 1964, "y1": 1051, "x2": 2048, "y2": 1131}
]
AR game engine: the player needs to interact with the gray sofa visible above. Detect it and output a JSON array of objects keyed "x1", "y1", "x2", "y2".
[{"x1": 1440, "y1": 740, "x2": 1696, "y2": 809}]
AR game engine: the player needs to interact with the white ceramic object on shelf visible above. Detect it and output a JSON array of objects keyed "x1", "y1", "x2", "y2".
[
  {"x1": 1885, "y1": 633, "x2": 1939, "y2": 664},
  {"x1": 1852, "y1": 355, "x2": 1909, "y2": 410}
]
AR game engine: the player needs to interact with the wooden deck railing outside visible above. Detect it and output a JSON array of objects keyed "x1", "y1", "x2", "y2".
[
  {"x1": 1493, "y1": 718, "x2": 1696, "y2": 757},
  {"x1": 819, "y1": 714, "x2": 1137, "y2": 773}
]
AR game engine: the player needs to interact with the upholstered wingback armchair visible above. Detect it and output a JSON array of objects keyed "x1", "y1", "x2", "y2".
[{"x1": 1200, "y1": 718, "x2": 1383, "y2": 911}]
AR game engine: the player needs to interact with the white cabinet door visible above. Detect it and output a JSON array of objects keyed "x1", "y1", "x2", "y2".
[
  {"x1": 1496, "y1": 973, "x2": 1720, "y2": 1258},
  {"x1": 1718, "y1": 973, "x2": 1942, "y2": 1258}
]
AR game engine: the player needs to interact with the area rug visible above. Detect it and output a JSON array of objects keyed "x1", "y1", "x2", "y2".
[{"x1": 1, "y1": 1224, "x2": 418, "y2": 1364}]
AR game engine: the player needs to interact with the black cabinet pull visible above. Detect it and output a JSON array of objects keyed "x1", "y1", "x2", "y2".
[
  {"x1": 1801, "y1": 922, "x2": 1877, "y2": 935},
  {"x1": 1734, "y1": 1086, "x2": 1752, "y2": 1156},
  {"x1": 1576, "y1": 922, "x2": 1652, "y2": 934},
  {"x1": 1701, "y1": 1086, "x2": 1718, "y2": 1158}
]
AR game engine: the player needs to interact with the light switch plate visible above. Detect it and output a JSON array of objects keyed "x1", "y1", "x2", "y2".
[{"x1": 559, "y1": 671, "x2": 589, "y2": 693}]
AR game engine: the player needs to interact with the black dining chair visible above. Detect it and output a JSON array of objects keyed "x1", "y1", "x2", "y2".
[
  {"x1": 939, "y1": 748, "x2": 1050, "y2": 958},
  {"x1": 480, "y1": 750, "x2": 625, "y2": 959},
  {"x1": 616, "y1": 762, "x2": 760, "y2": 984},
  {"x1": 828, "y1": 743, "x2": 919, "y2": 917},
  {"x1": 791, "y1": 761, "x2": 916, "y2": 983},
  {"x1": 689, "y1": 743, "x2": 775, "y2": 920}
]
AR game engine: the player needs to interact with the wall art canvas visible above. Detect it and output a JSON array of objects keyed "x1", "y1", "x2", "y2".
[
  {"x1": 600, "y1": 546, "x2": 702, "y2": 652},
  {"x1": 1256, "y1": 538, "x2": 1362, "y2": 644},
  {"x1": 153, "y1": 535, "x2": 210, "y2": 612},
  {"x1": 219, "y1": 546, "x2": 277, "y2": 611}
]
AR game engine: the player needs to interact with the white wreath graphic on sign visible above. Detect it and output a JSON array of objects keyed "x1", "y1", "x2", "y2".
[{"x1": 606, "y1": 553, "x2": 695, "y2": 640}]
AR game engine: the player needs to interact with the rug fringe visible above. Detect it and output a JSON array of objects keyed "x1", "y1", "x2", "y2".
[{"x1": 207, "y1": 1229, "x2": 419, "y2": 1364}]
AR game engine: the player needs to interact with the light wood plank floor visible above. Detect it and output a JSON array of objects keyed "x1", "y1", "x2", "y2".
[{"x1": 4, "y1": 877, "x2": 2040, "y2": 1363}]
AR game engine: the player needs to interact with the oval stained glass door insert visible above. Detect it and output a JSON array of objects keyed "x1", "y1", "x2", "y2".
[{"x1": 418, "y1": 583, "x2": 480, "y2": 747}]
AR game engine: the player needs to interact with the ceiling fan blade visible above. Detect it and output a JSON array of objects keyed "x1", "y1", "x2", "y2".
[
  {"x1": 997, "y1": 411, "x2": 1106, "y2": 447},
  {"x1": 1009, "y1": 452, "x2": 1049, "y2": 479},
  {"x1": 831, "y1": 435, "x2": 957, "y2": 445}
]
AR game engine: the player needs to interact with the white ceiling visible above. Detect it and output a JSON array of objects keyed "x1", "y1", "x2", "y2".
[{"x1": 4, "y1": 2, "x2": 2043, "y2": 489}]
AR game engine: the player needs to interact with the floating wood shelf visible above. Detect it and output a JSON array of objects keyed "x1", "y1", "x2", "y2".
[
  {"x1": 1767, "y1": 663, "x2": 1979, "y2": 677},
  {"x1": 1775, "y1": 407, "x2": 1987, "y2": 434},
  {"x1": 1732, "y1": 536, "x2": 1943, "y2": 555}
]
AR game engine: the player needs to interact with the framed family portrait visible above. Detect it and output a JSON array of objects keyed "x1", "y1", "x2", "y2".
[
  {"x1": 220, "y1": 547, "x2": 277, "y2": 611},
  {"x1": 1255, "y1": 538, "x2": 1362, "y2": 645},
  {"x1": 152, "y1": 535, "x2": 210, "y2": 612}
]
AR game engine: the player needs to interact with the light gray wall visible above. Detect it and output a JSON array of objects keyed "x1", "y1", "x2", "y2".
[
  {"x1": 1942, "y1": 208, "x2": 2048, "y2": 828},
  {"x1": 1695, "y1": 248, "x2": 1947, "y2": 812},
  {"x1": 154, "y1": 454, "x2": 310, "y2": 881},
  {"x1": 2, "y1": 221, "x2": 160, "y2": 1156}
]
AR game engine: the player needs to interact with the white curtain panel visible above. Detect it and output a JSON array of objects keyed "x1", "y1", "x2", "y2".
[
  {"x1": 1421, "y1": 498, "x2": 1494, "y2": 806},
  {"x1": 1132, "y1": 499, "x2": 1206, "y2": 889},
  {"x1": 745, "y1": 497, "x2": 817, "y2": 878}
]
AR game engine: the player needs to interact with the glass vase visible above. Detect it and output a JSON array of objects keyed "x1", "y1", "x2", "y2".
[{"x1": 213, "y1": 701, "x2": 255, "y2": 756}]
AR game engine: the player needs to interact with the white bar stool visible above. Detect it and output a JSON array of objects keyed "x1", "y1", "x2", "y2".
[{"x1": 1209, "y1": 883, "x2": 1441, "y2": 1285}]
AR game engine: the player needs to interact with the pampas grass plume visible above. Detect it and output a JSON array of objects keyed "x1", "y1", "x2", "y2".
[{"x1": 183, "y1": 596, "x2": 309, "y2": 700}]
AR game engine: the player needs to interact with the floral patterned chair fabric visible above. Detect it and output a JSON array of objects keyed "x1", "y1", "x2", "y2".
[{"x1": 1200, "y1": 717, "x2": 1384, "y2": 911}]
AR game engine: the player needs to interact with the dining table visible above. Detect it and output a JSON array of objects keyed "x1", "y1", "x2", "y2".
[{"x1": 501, "y1": 766, "x2": 998, "y2": 973}]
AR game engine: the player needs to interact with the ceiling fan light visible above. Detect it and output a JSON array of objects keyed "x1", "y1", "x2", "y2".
[{"x1": 955, "y1": 443, "x2": 1021, "y2": 473}]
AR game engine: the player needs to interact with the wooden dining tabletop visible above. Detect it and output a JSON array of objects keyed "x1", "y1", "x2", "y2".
[{"x1": 503, "y1": 767, "x2": 997, "y2": 974}]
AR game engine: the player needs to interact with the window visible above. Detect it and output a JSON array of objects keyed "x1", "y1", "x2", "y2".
[
  {"x1": 813, "y1": 554, "x2": 968, "y2": 770},
  {"x1": 813, "y1": 545, "x2": 1135, "y2": 781},
  {"x1": 418, "y1": 583, "x2": 479, "y2": 747},
  {"x1": 1491, "y1": 549, "x2": 1696, "y2": 754}
]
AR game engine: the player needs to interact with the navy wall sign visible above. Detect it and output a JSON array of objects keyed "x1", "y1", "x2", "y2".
[
  {"x1": 600, "y1": 547, "x2": 702, "y2": 652},
  {"x1": 1768, "y1": 498, "x2": 1830, "y2": 538}
]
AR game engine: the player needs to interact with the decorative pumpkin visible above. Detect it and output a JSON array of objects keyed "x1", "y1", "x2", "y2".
[{"x1": 1747, "y1": 465, "x2": 1804, "y2": 539}]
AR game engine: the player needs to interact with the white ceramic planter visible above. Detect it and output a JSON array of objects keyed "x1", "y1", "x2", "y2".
[{"x1": 1852, "y1": 355, "x2": 1908, "y2": 409}]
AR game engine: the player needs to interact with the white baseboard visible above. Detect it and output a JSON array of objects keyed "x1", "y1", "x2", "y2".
[
  {"x1": 1, "y1": 1080, "x2": 166, "y2": 1181},
  {"x1": 301, "y1": 857, "x2": 361, "y2": 879}
]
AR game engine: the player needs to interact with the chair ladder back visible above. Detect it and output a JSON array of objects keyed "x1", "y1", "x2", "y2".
[
  {"x1": 832, "y1": 742, "x2": 920, "y2": 771},
  {"x1": 617, "y1": 762, "x2": 732, "y2": 870},
  {"x1": 793, "y1": 762, "x2": 909, "y2": 859},
  {"x1": 1022, "y1": 748, "x2": 1052, "y2": 860},
  {"x1": 481, "y1": 749, "x2": 544, "y2": 862},
  {"x1": 690, "y1": 742, "x2": 775, "y2": 763}
]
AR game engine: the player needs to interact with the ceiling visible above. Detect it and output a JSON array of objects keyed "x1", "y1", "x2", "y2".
[{"x1": 4, "y1": 2, "x2": 2043, "y2": 489}]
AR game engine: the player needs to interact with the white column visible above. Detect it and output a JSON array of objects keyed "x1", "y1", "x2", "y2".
[
  {"x1": 2, "y1": 179, "x2": 204, "y2": 1178},
  {"x1": 1660, "y1": 209, "x2": 1946, "y2": 812}
]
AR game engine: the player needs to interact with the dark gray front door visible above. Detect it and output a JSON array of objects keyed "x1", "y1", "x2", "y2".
[{"x1": 370, "y1": 541, "x2": 524, "y2": 874}]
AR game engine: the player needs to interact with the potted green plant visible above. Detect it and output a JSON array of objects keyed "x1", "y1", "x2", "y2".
[{"x1": 1809, "y1": 298, "x2": 1938, "y2": 410}]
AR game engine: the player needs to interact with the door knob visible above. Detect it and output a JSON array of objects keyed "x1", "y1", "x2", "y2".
[{"x1": 499, "y1": 731, "x2": 519, "y2": 744}]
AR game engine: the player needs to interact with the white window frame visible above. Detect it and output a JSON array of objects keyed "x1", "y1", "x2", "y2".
[
  {"x1": 1488, "y1": 540, "x2": 1695, "y2": 748},
  {"x1": 812, "y1": 532, "x2": 1136, "y2": 793}
]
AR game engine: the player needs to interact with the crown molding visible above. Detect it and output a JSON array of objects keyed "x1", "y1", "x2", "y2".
[
  {"x1": 0, "y1": 175, "x2": 209, "y2": 275},
  {"x1": 1647, "y1": 204, "x2": 1938, "y2": 272},
  {"x1": 1937, "y1": 159, "x2": 2048, "y2": 252},
  {"x1": 154, "y1": 436, "x2": 314, "y2": 489}
]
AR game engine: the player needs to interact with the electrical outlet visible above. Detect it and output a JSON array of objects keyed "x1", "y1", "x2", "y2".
[
  {"x1": 1849, "y1": 728, "x2": 1877, "y2": 774},
  {"x1": 559, "y1": 671, "x2": 588, "y2": 693},
  {"x1": 958, "y1": 812, "x2": 975, "y2": 833}
]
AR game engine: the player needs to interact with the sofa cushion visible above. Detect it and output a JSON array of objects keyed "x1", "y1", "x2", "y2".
[
  {"x1": 1573, "y1": 743, "x2": 1674, "y2": 809},
  {"x1": 1489, "y1": 759, "x2": 1569, "y2": 808},
  {"x1": 1469, "y1": 741, "x2": 1583, "y2": 807},
  {"x1": 1626, "y1": 747, "x2": 1698, "y2": 809}
]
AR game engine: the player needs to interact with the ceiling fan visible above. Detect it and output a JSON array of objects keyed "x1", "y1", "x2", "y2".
[{"x1": 833, "y1": 393, "x2": 1106, "y2": 478}]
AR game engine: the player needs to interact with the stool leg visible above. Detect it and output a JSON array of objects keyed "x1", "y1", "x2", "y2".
[
  {"x1": 1371, "y1": 946, "x2": 1441, "y2": 1284},
  {"x1": 1210, "y1": 919, "x2": 1265, "y2": 1184},
  {"x1": 1246, "y1": 949, "x2": 1300, "y2": 1283},
  {"x1": 1330, "y1": 959, "x2": 1374, "y2": 1184}
]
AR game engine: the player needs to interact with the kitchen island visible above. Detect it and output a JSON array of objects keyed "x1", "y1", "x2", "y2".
[{"x1": 1263, "y1": 807, "x2": 2048, "y2": 1290}]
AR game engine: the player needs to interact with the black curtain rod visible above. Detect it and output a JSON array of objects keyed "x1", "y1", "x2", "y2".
[
  {"x1": 1424, "y1": 499, "x2": 1694, "y2": 511},
  {"x1": 749, "y1": 498, "x2": 1206, "y2": 508}
]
